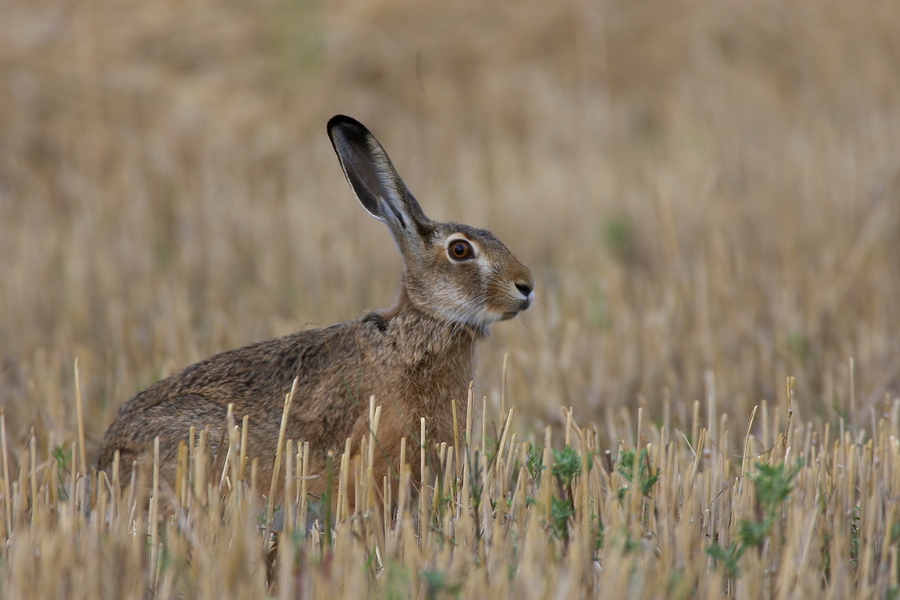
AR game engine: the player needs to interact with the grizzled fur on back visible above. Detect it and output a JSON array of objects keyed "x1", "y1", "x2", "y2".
[{"x1": 93, "y1": 115, "x2": 535, "y2": 506}]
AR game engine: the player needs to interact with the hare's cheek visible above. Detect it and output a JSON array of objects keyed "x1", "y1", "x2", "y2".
[{"x1": 429, "y1": 278, "x2": 469, "y2": 310}]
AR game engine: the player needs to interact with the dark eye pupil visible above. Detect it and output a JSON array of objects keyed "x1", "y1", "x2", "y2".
[{"x1": 449, "y1": 240, "x2": 471, "y2": 260}]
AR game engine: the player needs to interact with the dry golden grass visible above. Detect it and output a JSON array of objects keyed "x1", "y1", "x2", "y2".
[{"x1": 2, "y1": 0, "x2": 900, "y2": 597}]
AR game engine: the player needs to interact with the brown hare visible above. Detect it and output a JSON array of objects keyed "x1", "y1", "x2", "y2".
[{"x1": 92, "y1": 115, "x2": 534, "y2": 505}]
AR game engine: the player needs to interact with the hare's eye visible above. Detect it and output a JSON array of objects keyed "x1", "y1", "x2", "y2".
[{"x1": 448, "y1": 240, "x2": 473, "y2": 261}]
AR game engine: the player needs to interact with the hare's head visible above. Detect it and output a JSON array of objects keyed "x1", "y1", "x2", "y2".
[{"x1": 328, "y1": 115, "x2": 534, "y2": 335}]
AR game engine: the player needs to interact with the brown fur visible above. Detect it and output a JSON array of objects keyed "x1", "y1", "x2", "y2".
[{"x1": 92, "y1": 116, "x2": 534, "y2": 507}]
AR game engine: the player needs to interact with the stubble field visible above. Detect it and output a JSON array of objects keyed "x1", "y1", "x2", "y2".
[{"x1": 2, "y1": 0, "x2": 900, "y2": 597}]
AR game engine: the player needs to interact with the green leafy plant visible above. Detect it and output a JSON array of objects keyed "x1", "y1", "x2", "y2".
[
  {"x1": 550, "y1": 496, "x2": 575, "y2": 542},
  {"x1": 51, "y1": 445, "x2": 72, "y2": 501},
  {"x1": 548, "y1": 446, "x2": 584, "y2": 544},
  {"x1": 616, "y1": 448, "x2": 659, "y2": 500},
  {"x1": 707, "y1": 459, "x2": 803, "y2": 578},
  {"x1": 526, "y1": 442, "x2": 544, "y2": 482},
  {"x1": 552, "y1": 446, "x2": 582, "y2": 491},
  {"x1": 592, "y1": 513, "x2": 605, "y2": 553},
  {"x1": 420, "y1": 568, "x2": 462, "y2": 600}
]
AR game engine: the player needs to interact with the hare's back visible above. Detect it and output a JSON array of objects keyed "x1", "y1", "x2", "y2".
[
  {"x1": 93, "y1": 323, "x2": 366, "y2": 471},
  {"x1": 124, "y1": 334, "x2": 292, "y2": 412}
]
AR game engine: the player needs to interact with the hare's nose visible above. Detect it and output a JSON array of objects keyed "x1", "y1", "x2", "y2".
[{"x1": 515, "y1": 282, "x2": 533, "y2": 297}]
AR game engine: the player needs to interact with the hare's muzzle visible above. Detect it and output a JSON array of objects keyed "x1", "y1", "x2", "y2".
[{"x1": 498, "y1": 272, "x2": 534, "y2": 319}]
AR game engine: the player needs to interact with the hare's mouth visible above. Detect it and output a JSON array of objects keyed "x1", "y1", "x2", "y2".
[
  {"x1": 499, "y1": 308, "x2": 524, "y2": 321},
  {"x1": 490, "y1": 290, "x2": 533, "y2": 322},
  {"x1": 499, "y1": 301, "x2": 531, "y2": 321}
]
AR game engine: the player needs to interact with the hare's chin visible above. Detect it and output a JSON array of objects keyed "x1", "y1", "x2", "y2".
[
  {"x1": 471, "y1": 308, "x2": 520, "y2": 326},
  {"x1": 450, "y1": 309, "x2": 504, "y2": 332}
]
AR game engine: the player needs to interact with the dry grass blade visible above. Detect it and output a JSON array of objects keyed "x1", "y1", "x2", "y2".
[{"x1": 264, "y1": 377, "x2": 299, "y2": 549}]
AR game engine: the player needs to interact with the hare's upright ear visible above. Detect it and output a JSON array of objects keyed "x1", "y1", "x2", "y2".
[{"x1": 327, "y1": 115, "x2": 433, "y2": 254}]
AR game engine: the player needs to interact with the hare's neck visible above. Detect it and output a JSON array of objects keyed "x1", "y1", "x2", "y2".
[
  {"x1": 371, "y1": 290, "x2": 480, "y2": 420},
  {"x1": 379, "y1": 289, "x2": 483, "y2": 361}
]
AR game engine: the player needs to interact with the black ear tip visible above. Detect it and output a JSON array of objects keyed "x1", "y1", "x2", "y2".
[
  {"x1": 327, "y1": 114, "x2": 355, "y2": 128},
  {"x1": 327, "y1": 115, "x2": 369, "y2": 140}
]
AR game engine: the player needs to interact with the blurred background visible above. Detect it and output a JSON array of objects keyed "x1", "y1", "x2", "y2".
[{"x1": 1, "y1": 0, "x2": 899, "y2": 456}]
